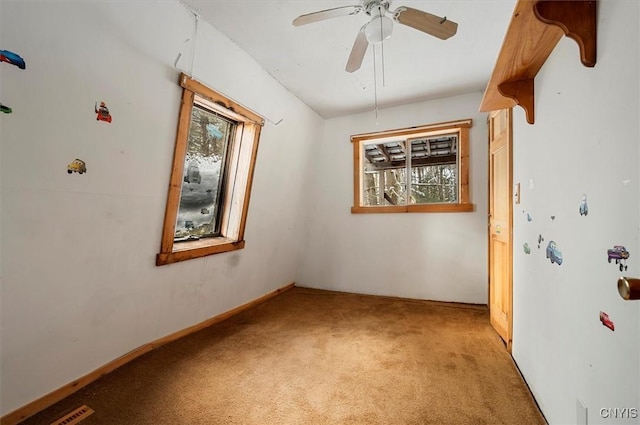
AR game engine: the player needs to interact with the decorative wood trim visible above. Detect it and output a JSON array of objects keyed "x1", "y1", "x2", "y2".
[
  {"x1": 156, "y1": 240, "x2": 245, "y2": 266},
  {"x1": 351, "y1": 203, "x2": 475, "y2": 214},
  {"x1": 179, "y1": 73, "x2": 265, "y2": 125},
  {"x1": 459, "y1": 127, "x2": 470, "y2": 204},
  {"x1": 352, "y1": 140, "x2": 362, "y2": 208},
  {"x1": 0, "y1": 283, "x2": 296, "y2": 425},
  {"x1": 237, "y1": 124, "x2": 262, "y2": 241},
  {"x1": 160, "y1": 89, "x2": 194, "y2": 254},
  {"x1": 408, "y1": 203, "x2": 475, "y2": 213},
  {"x1": 479, "y1": 0, "x2": 597, "y2": 124},
  {"x1": 351, "y1": 119, "x2": 472, "y2": 143},
  {"x1": 351, "y1": 205, "x2": 405, "y2": 214}
]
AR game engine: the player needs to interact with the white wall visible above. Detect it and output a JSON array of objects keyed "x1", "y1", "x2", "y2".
[
  {"x1": 298, "y1": 93, "x2": 488, "y2": 304},
  {"x1": 511, "y1": 2, "x2": 640, "y2": 424},
  {"x1": 0, "y1": 0, "x2": 4, "y2": 410},
  {"x1": 0, "y1": 1, "x2": 322, "y2": 415},
  {"x1": 6, "y1": 0, "x2": 636, "y2": 422}
]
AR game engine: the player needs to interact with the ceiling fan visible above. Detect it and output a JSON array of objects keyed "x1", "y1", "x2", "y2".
[{"x1": 292, "y1": 0, "x2": 458, "y2": 73}]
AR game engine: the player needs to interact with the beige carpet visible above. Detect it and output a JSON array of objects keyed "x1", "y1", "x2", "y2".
[{"x1": 20, "y1": 287, "x2": 546, "y2": 424}]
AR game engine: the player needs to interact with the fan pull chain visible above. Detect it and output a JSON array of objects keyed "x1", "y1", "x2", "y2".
[
  {"x1": 373, "y1": 45, "x2": 378, "y2": 119},
  {"x1": 380, "y1": 12, "x2": 386, "y2": 87}
]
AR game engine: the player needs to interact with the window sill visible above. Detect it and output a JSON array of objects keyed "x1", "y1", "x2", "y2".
[
  {"x1": 156, "y1": 238, "x2": 245, "y2": 266},
  {"x1": 351, "y1": 203, "x2": 475, "y2": 214}
]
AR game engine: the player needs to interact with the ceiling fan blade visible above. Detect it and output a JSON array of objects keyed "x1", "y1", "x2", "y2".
[
  {"x1": 293, "y1": 5, "x2": 362, "y2": 26},
  {"x1": 394, "y1": 7, "x2": 458, "y2": 40},
  {"x1": 346, "y1": 25, "x2": 369, "y2": 73}
]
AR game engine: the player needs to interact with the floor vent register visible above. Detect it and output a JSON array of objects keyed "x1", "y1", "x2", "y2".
[{"x1": 50, "y1": 405, "x2": 95, "y2": 425}]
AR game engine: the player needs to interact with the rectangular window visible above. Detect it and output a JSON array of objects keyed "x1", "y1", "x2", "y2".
[
  {"x1": 175, "y1": 103, "x2": 234, "y2": 241},
  {"x1": 352, "y1": 119, "x2": 474, "y2": 213},
  {"x1": 157, "y1": 73, "x2": 264, "y2": 266}
]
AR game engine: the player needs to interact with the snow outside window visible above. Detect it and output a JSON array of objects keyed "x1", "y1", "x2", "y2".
[{"x1": 157, "y1": 74, "x2": 264, "y2": 266}]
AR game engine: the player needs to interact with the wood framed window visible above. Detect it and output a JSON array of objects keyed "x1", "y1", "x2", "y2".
[
  {"x1": 156, "y1": 73, "x2": 264, "y2": 266},
  {"x1": 351, "y1": 119, "x2": 474, "y2": 213}
]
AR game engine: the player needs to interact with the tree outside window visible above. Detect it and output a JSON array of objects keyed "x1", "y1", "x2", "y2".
[{"x1": 352, "y1": 119, "x2": 474, "y2": 213}]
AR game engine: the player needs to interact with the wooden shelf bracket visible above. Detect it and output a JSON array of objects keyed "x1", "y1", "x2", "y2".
[
  {"x1": 498, "y1": 79, "x2": 535, "y2": 124},
  {"x1": 534, "y1": 0, "x2": 597, "y2": 67},
  {"x1": 479, "y1": 0, "x2": 597, "y2": 124}
]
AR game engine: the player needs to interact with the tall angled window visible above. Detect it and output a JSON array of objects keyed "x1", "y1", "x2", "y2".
[
  {"x1": 352, "y1": 119, "x2": 474, "y2": 213},
  {"x1": 175, "y1": 104, "x2": 234, "y2": 241},
  {"x1": 157, "y1": 73, "x2": 264, "y2": 266}
]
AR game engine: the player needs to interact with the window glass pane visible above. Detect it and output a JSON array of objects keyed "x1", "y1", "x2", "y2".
[
  {"x1": 409, "y1": 134, "x2": 458, "y2": 204},
  {"x1": 410, "y1": 164, "x2": 458, "y2": 204},
  {"x1": 362, "y1": 141, "x2": 407, "y2": 206},
  {"x1": 174, "y1": 104, "x2": 235, "y2": 242}
]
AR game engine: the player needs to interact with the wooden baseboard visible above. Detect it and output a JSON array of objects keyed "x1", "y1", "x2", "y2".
[
  {"x1": 294, "y1": 286, "x2": 488, "y2": 311},
  {"x1": 1, "y1": 283, "x2": 295, "y2": 425}
]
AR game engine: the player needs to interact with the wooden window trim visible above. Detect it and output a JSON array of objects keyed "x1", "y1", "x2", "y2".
[
  {"x1": 156, "y1": 73, "x2": 263, "y2": 266},
  {"x1": 351, "y1": 119, "x2": 474, "y2": 214}
]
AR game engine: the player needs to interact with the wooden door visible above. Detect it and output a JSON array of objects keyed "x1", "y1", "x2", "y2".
[{"x1": 488, "y1": 109, "x2": 512, "y2": 349}]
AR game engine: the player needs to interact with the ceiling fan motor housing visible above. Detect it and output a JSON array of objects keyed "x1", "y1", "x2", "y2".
[
  {"x1": 365, "y1": 15, "x2": 393, "y2": 43},
  {"x1": 363, "y1": 0, "x2": 392, "y2": 16},
  {"x1": 363, "y1": 0, "x2": 394, "y2": 43}
]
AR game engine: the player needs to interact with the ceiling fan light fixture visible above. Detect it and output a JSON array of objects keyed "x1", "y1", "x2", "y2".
[{"x1": 364, "y1": 15, "x2": 393, "y2": 44}]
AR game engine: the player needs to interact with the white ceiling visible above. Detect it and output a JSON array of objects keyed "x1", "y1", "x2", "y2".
[{"x1": 182, "y1": 0, "x2": 516, "y2": 119}]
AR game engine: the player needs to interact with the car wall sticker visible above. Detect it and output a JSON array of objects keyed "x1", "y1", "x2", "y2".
[
  {"x1": 599, "y1": 311, "x2": 614, "y2": 331},
  {"x1": 95, "y1": 101, "x2": 112, "y2": 123},
  {"x1": 0, "y1": 50, "x2": 26, "y2": 69},
  {"x1": 0, "y1": 103, "x2": 12, "y2": 114},
  {"x1": 579, "y1": 194, "x2": 588, "y2": 216},
  {"x1": 523, "y1": 243, "x2": 531, "y2": 254},
  {"x1": 607, "y1": 245, "x2": 629, "y2": 272},
  {"x1": 67, "y1": 159, "x2": 87, "y2": 174},
  {"x1": 546, "y1": 240, "x2": 563, "y2": 265}
]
